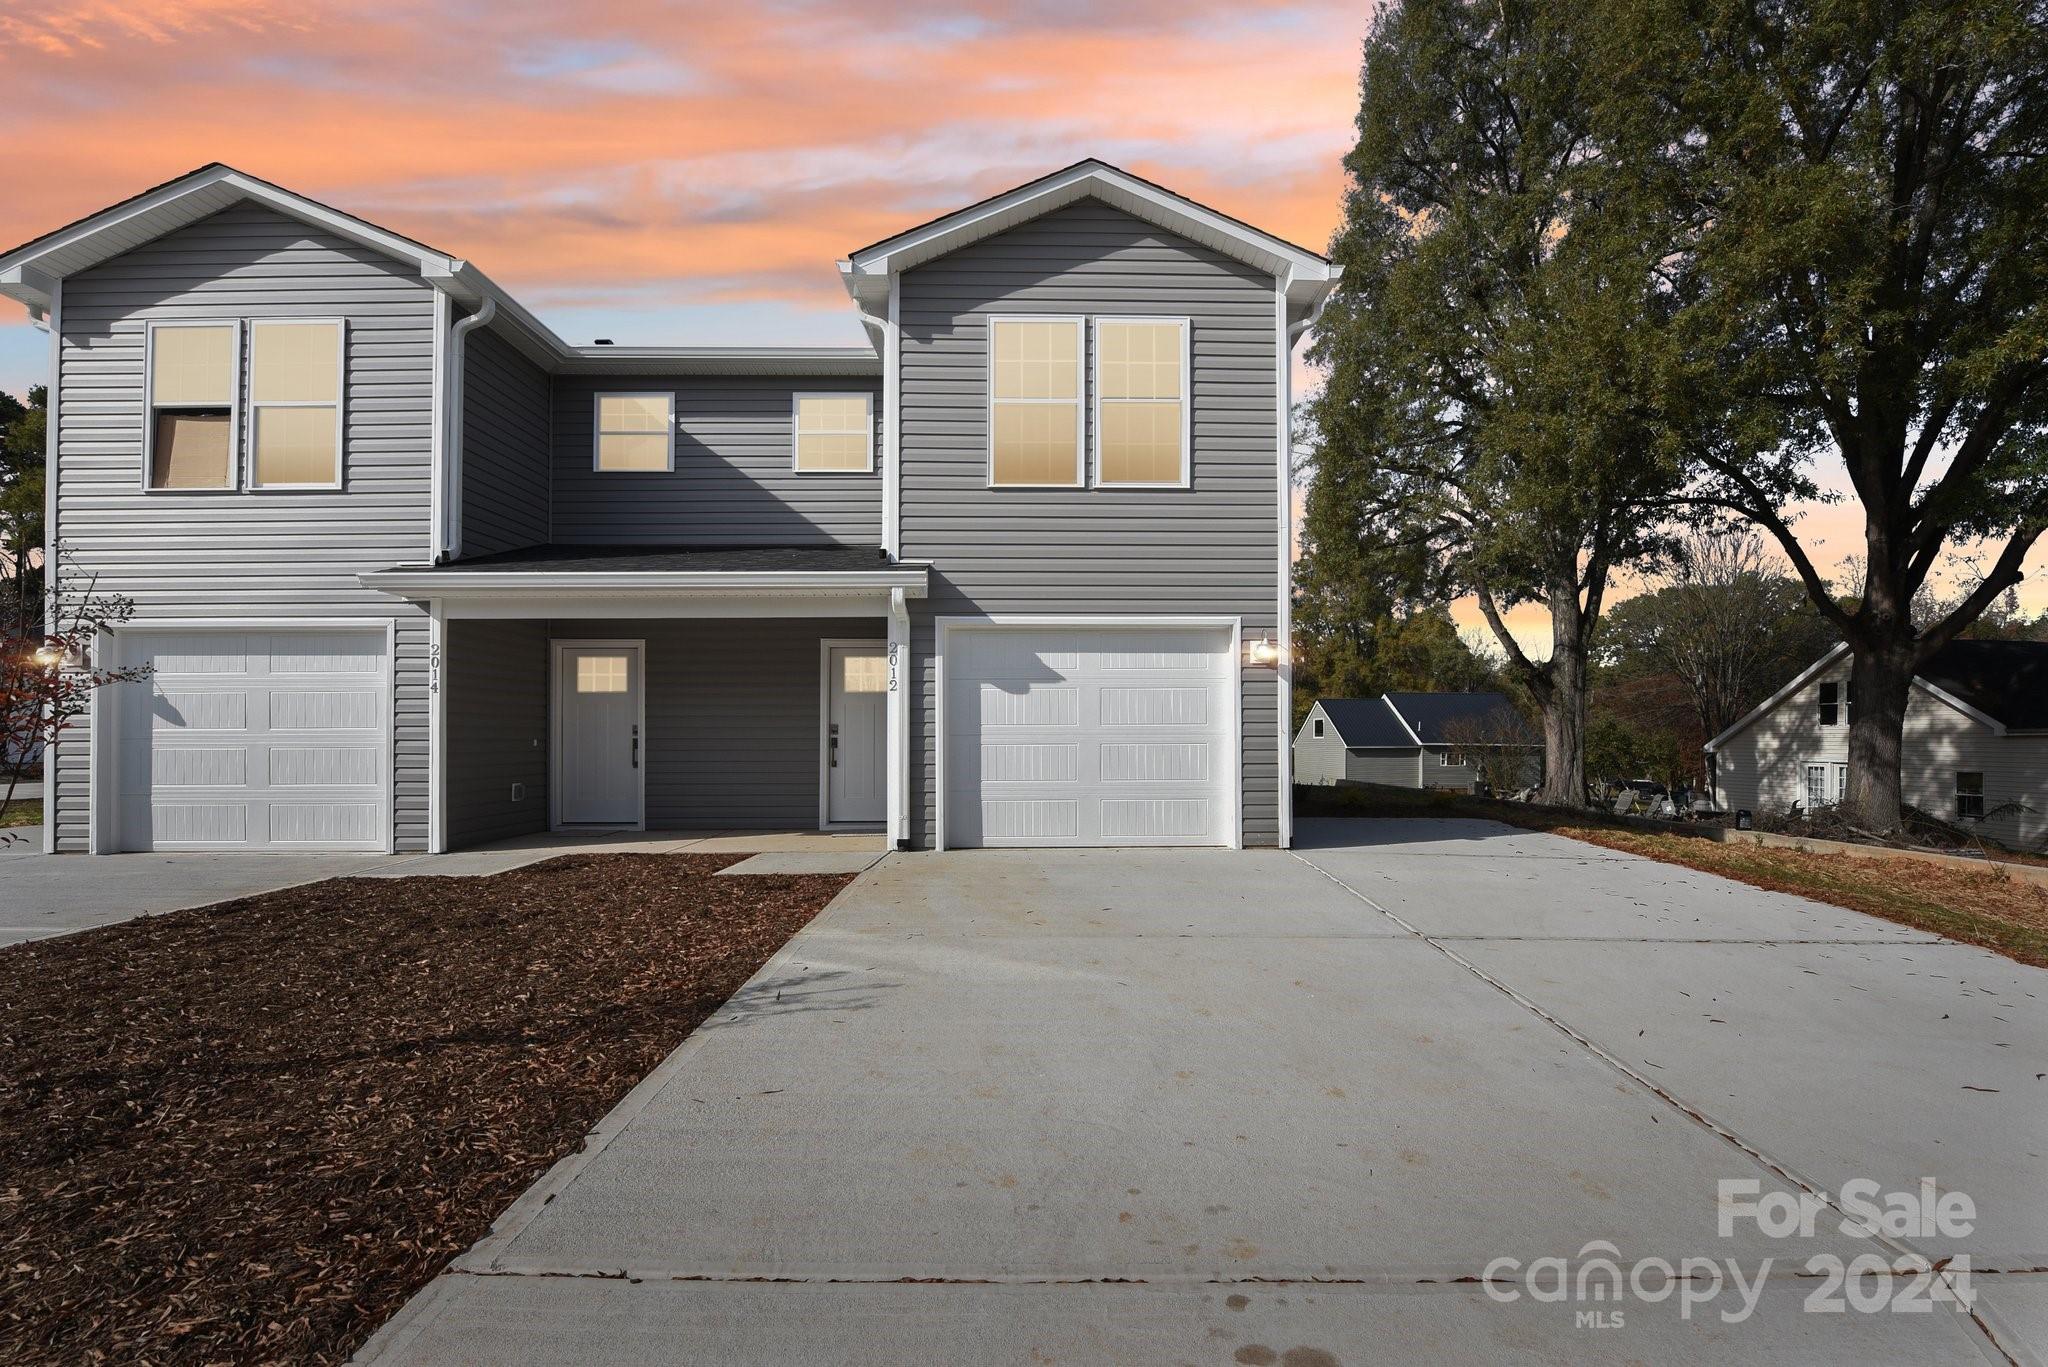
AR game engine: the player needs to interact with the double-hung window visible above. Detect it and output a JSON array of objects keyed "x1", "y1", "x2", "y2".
[
  {"x1": 1955, "y1": 771, "x2": 1985, "y2": 821},
  {"x1": 1094, "y1": 318, "x2": 1188, "y2": 486},
  {"x1": 248, "y1": 320, "x2": 343, "y2": 488},
  {"x1": 146, "y1": 321, "x2": 240, "y2": 490},
  {"x1": 988, "y1": 317, "x2": 1083, "y2": 487},
  {"x1": 1818, "y1": 681, "x2": 1841, "y2": 726},
  {"x1": 793, "y1": 393, "x2": 875, "y2": 472},
  {"x1": 594, "y1": 393, "x2": 675, "y2": 471}
]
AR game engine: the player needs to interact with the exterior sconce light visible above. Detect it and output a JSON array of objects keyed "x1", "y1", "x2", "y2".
[
  {"x1": 33, "y1": 640, "x2": 87, "y2": 670},
  {"x1": 1244, "y1": 635, "x2": 1282, "y2": 668}
]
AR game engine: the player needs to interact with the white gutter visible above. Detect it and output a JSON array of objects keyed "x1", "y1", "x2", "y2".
[
  {"x1": 360, "y1": 567, "x2": 930, "y2": 597},
  {"x1": 442, "y1": 297, "x2": 497, "y2": 561}
]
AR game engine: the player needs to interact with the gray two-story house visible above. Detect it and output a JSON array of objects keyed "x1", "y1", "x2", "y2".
[{"x1": 0, "y1": 160, "x2": 1337, "y2": 855}]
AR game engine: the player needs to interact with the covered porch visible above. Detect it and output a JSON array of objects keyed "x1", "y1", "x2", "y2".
[{"x1": 362, "y1": 546, "x2": 926, "y2": 854}]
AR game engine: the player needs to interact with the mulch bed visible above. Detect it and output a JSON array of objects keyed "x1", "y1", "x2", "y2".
[{"x1": 0, "y1": 853, "x2": 854, "y2": 1365}]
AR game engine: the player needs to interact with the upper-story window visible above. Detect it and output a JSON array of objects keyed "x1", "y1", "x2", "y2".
[
  {"x1": 792, "y1": 393, "x2": 874, "y2": 473},
  {"x1": 988, "y1": 316, "x2": 1084, "y2": 487},
  {"x1": 1094, "y1": 318, "x2": 1189, "y2": 487},
  {"x1": 146, "y1": 320, "x2": 239, "y2": 490},
  {"x1": 248, "y1": 320, "x2": 343, "y2": 488},
  {"x1": 594, "y1": 392, "x2": 674, "y2": 472},
  {"x1": 1312, "y1": 717, "x2": 1325, "y2": 738},
  {"x1": 1818, "y1": 679, "x2": 1853, "y2": 726}
]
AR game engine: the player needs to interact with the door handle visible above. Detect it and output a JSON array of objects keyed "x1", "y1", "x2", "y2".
[
  {"x1": 829, "y1": 723, "x2": 839, "y2": 768},
  {"x1": 632, "y1": 724, "x2": 640, "y2": 770}
]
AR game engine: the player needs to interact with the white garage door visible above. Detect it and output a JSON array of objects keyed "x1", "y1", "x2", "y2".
[
  {"x1": 115, "y1": 629, "x2": 390, "y2": 852},
  {"x1": 944, "y1": 624, "x2": 1236, "y2": 848}
]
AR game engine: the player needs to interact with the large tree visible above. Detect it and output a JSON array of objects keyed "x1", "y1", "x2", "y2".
[
  {"x1": 1606, "y1": 0, "x2": 2048, "y2": 831},
  {"x1": 1308, "y1": 0, "x2": 1687, "y2": 804}
]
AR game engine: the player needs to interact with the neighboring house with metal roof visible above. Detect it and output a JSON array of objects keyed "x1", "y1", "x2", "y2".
[
  {"x1": 0, "y1": 159, "x2": 1338, "y2": 855},
  {"x1": 1705, "y1": 639, "x2": 2048, "y2": 851},
  {"x1": 1294, "y1": 692, "x2": 1539, "y2": 792}
]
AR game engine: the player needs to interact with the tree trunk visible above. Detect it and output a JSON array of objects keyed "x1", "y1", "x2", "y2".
[
  {"x1": 1538, "y1": 594, "x2": 1588, "y2": 807},
  {"x1": 1845, "y1": 642, "x2": 1912, "y2": 833}
]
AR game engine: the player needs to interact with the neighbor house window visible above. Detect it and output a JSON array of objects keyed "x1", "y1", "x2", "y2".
[
  {"x1": 793, "y1": 393, "x2": 874, "y2": 472},
  {"x1": 248, "y1": 320, "x2": 343, "y2": 488},
  {"x1": 1094, "y1": 318, "x2": 1188, "y2": 486},
  {"x1": 146, "y1": 321, "x2": 239, "y2": 490},
  {"x1": 1818, "y1": 681, "x2": 1841, "y2": 726},
  {"x1": 1312, "y1": 718, "x2": 1325, "y2": 738},
  {"x1": 988, "y1": 316, "x2": 1083, "y2": 487},
  {"x1": 1956, "y1": 771, "x2": 1985, "y2": 821},
  {"x1": 594, "y1": 392, "x2": 674, "y2": 471}
]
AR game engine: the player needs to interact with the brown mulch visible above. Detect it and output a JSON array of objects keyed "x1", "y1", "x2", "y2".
[{"x1": 0, "y1": 853, "x2": 853, "y2": 1365}]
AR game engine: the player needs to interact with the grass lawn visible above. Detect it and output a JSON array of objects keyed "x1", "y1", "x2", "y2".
[
  {"x1": 0, "y1": 798, "x2": 41, "y2": 828},
  {"x1": 0, "y1": 853, "x2": 856, "y2": 1364},
  {"x1": 1297, "y1": 784, "x2": 2048, "y2": 969}
]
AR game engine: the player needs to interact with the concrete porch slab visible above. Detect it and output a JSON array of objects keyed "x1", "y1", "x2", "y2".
[
  {"x1": 713, "y1": 851, "x2": 886, "y2": 876},
  {"x1": 358, "y1": 829, "x2": 887, "y2": 879}
]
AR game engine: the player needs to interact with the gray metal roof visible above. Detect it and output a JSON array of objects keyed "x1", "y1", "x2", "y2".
[
  {"x1": 1312, "y1": 698, "x2": 1414, "y2": 748},
  {"x1": 1917, "y1": 639, "x2": 2048, "y2": 730}
]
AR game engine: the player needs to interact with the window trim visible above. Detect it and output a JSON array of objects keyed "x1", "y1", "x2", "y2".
[
  {"x1": 592, "y1": 390, "x2": 676, "y2": 473},
  {"x1": 142, "y1": 318, "x2": 243, "y2": 494},
  {"x1": 1312, "y1": 717, "x2": 1324, "y2": 738},
  {"x1": 1955, "y1": 770, "x2": 1985, "y2": 822},
  {"x1": 985, "y1": 314, "x2": 1085, "y2": 489},
  {"x1": 246, "y1": 317, "x2": 346, "y2": 491},
  {"x1": 791, "y1": 391, "x2": 876, "y2": 474},
  {"x1": 1818, "y1": 680, "x2": 1840, "y2": 727},
  {"x1": 1091, "y1": 315, "x2": 1191, "y2": 489}
]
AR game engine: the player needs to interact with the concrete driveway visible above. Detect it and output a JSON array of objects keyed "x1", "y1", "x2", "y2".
[
  {"x1": 360, "y1": 818, "x2": 2045, "y2": 1365},
  {"x1": 0, "y1": 849, "x2": 392, "y2": 946}
]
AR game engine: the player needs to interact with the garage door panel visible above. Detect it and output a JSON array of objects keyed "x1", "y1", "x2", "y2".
[
  {"x1": 945, "y1": 625, "x2": 1233, "y2": 849},
  {"x1": 116, "y1": 629, "x2": 388, "y2": 852}
]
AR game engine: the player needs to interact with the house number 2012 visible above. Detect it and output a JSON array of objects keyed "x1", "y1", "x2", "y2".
[{"x1": 887, "y1": 642, "x2": 899, "y2": 693}]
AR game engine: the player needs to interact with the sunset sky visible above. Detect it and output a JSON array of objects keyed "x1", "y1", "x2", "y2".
[{"x1": 1, "y1": 0, "x2": 2037, "y2": 650}]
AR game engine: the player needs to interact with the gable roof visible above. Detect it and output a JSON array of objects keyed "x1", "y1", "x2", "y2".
[
  {"x1": 1309, "y1": 698, "x2": 1414, "y2": 748},
  {"x1": 1704, "y1": 638, "x2": 2048, "y2": 752},
  {"x1": 838, "y1": 159, "x2": 1340, "y2": 326},
  {"x1": 1383, "y1": 692, "x2": 1539, "y2": 745}
]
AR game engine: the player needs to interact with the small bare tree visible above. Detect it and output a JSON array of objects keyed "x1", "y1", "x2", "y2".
[
  {"x1": 1, "y1": 550, "x2": 150, "y2": 839},
  {"x1": 1441, "y1": 707, "x2": 1542, "y2": 796}
]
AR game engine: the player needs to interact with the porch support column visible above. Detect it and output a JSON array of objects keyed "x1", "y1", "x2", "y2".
[
  {"x1": 427, "y1": 598, "x2": 447, "y2": 854},
  {"x1": 887, "y1": 587, "x2": 910, "y2": 849}
]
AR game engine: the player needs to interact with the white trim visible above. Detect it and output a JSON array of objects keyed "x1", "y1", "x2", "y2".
[
  {"x1": 428, "y1": 600, "x2": 446, "y2": 853},
  {"x1": 42, "y1": 279, "x2": 58, "y2": 853},
  {"x1": 932, "y1": 614, "x2": 1244, "y2": 852},
  {"x1": 95, "y1": 618, "x2": 395, "y2": 855},
  {"x1": 1704, "y1": 644, "x2": 1848, "y2": 752},
  {"x1": 883, "y1": 276, "x2": 901, "y2": 556},
  {"x1": 430, "y1": 290, "x2": 449, "y2": 559},
  {"x1": 1274, "y1": 286, "x2": 1293, "y2": 847},
  {"x1": 435, "y1": 593, "x2": 901, "y2": 622},
  {"x1": 886, "y1": 586, "x2": 909, "y2": 847},
  {"x1": 548, "y1": 638, "x2": 647, "y2": 832},
  {"x1": 245, "y1": 318, "x2": 346, "y2": 491},
  {"x1": 591, "y1": 391, "x2": 676, "y2": 473},
  {"x1": 1382, "y1": 694, "x2": 1426, "y2": 745},
  {"x1": 363, "y1": 566, "x2": 929, "y2": 597},
  {"x1": 141, "y1": 318, "x2": 242, "y2": 493},
  {"x1": 791, "y1": 391, "x2": 876, "y2": 474},
  {"x1": 985, "y1": 315, "x2": 1086, "y2": 489},
  {"x1": 818, "y1": 637, "x2": 889, "y2": 830},
  {"x1": 1090, "y1": 316, "x2": 1191, "y2": 489},
  {"x1": 1913, "y1": 678, "x2": 2009, "y2": 734}
]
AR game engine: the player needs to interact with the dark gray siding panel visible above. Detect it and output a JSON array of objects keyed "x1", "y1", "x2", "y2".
[
  {"x1": 460, "y1": 324, "x2": 550, "y2": 556},
  {"x1": 550, "y1": 377, "x2": 882, "y2": 546},
  {"x1": 53, "y1": 203, "x2": 435, "y2": 851},
  {"x1": 542, "y1": 617, "x2": 883, "y2": 830},
  {"x1": 446, "y1": 620, "x2": 549, "y2": 847},
  {"x1": 898, "y1": 199, "x2": 1281, "y2": 848}
]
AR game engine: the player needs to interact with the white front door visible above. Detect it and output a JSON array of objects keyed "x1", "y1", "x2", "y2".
[
  {"x1": 556, "y1": 643, "x2": 642, "y2": 827},
  {"x1": 825, "y1": 643, "x2": 887, "y2": 826}
]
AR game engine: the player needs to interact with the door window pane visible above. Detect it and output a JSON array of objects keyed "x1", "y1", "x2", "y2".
[{"x1": 575, "y1": 655, "x2": 630, "y2": 694}]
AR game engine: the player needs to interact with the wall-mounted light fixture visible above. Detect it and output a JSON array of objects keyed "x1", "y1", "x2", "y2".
[
  {"x1": 1244, "y1": 635, "x2": 1282, "y2": 668},
  {"x1": 32, "y1": 639, "x2": 87, "y2": 670}
]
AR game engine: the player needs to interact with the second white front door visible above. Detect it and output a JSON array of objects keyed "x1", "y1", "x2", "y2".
[
  {"x1": 557, "y1": 643, "x2": 643, "y2": 827},
  {"x1": 826, "y1": 643, "x2": 887, "y2": 826}
]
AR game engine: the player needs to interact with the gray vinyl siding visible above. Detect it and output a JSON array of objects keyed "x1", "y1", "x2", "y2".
[
  {"x1": 459, "y1": 324, "x2": 550, "y2": 556},
  {"x1": 535, "y1": 617, "x2": 882, "y2": 833},
  {"x1": 1714, "y1": 660, "x2": 2048, "y2": 852},
  {"x1": 52, "y1": 203, "x2": 435, "y2": 852},
  {"x1": 1346, "y1": 751, "x2": 1423, "y2": 787},
  {"x1": 1420, "y1": 746, "x2": 1478, "y2": 791},
  {"x1": 899, "y1": 199, "x2": 1281, "y2": 848},
  {"x1": 446, "y1": 620, "x2": 549, "y2": 847},
  {"x1": 549, "y1": 377, "x2": 883, "y2": 546},
  {"x1": 1292, "y1": 710, "x2": 1349, "y2": 786}
]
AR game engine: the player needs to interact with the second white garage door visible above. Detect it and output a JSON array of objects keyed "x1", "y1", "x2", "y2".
[
  {"x1": 114, "y1": 628, "x2": 390, "y2": 852},
  {"x1": 943, "y1": 624, "x2": 1236, "y2": 848}
]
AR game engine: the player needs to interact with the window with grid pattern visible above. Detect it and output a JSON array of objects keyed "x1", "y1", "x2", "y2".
[
  {"x1": 595, "y1": 393, "x2": 674, "y2": 471},
  {"x1": 989, "y1": 318, "x2": 1082, "y2": 486},
  {"x1": 1095, "y1": 319, "x2": 1187, "y2": 486},
  {"x1": 794, "y1": 393, "x2": 874, "y2": 472}
]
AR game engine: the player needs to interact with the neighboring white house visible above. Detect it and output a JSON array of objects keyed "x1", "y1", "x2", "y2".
[
  {"x1": 1294, "y1": 692, "x2": 1540, "y2": 793},
  {"x1": 1705, "y1": 639, "x2": 2048, "y2": 852}
]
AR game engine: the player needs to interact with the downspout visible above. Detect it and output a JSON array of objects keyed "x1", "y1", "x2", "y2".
[{"x1": 441, "y1": 297, "x2": 497, "y2": 562}]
